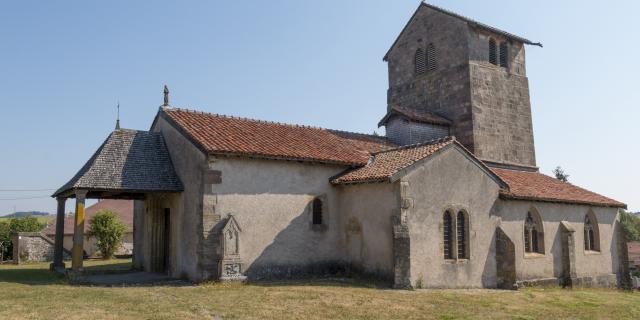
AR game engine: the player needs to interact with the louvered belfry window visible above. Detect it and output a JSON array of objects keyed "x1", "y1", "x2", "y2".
[
  {"x1": 426, "y1": 43, "x2": 436, "y2": 72},
  {"x1": 489, "y1": 39, "x2": 498, "y2": 65},
  {"x1": 415, "y1": 48, "x2": 426, "y2": 75},
  {"x1": 499, "y1": 42, "x2": 508, "y2": 68},
  {"x1": 456, "y1": 211, "x2": 467, "y2": 259},
  {"x1": 443, "y1": 211, "x2": 453, "y2": 259}
]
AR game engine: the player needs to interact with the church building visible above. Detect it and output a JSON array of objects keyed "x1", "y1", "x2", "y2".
[{"x1": 51, "y1": 2, "x2": 628, "y2": 289}]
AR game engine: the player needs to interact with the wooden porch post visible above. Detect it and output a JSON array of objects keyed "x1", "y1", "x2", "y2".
[
  {"x1": 72, "y1": 190, "x2": 88, "y2": 270},
  {"x1": 50, "y1": 197, "x2": 66, "y2": 271}
]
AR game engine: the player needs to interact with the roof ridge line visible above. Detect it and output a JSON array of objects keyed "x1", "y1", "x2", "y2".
[
  {"x1": 372, "y1": 136, "x2": 455, "y2": 155},
  {"x1": 164, "y1": 106, "x2": 389, "y2": 141}
]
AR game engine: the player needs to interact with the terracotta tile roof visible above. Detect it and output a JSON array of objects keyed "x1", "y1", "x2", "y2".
[
  {"x1": 53, "y1": 129, "x2": 183, "y2": 197},
  {"x1": 161, "y1": 108, "x2": 394, "y2": 165},
  {"x1": 378, "y1": 105, "x2": 452, "y2": 127},
  {"x1": 492, "y1": 168, "x2": 626, "y2": 208},
  {"x1": 43, "y1": 200, "x2": 133, "y2": 236},
  {"x1": 331, "y1": 137, "x2": 457, "y2": 184}
]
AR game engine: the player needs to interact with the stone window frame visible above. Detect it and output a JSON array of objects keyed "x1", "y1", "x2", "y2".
[
  {"x1": 442, "y1": 206, "x2": 471, "y2": 263},
  {"x1": 583, "y1": 210, "x2": 601, "y2": 253},
  {"x1": 443, "y1": 210, "x2": 454, "y2": 260},
  {"x1": 499, "y1": 41, "x2": 509, "y2": 68},
  {"x1": 456, "y1": 210, "x2": 470, "y2": 259},
  {"x1": 414, "y1": 48, "x2": 426, "y2": 76},
  {"x1": 426, "y1": 43, "x2": 437, "y2": 72},
  {"x1": 309, "y1": 194, "x2": 328, "y2": 232},
  {"x1": 488, "y1": 38, "x2": 498, "y2": 66},
  {"x1": 523, "y1": 207, "x2": 545, "y2": 257}
]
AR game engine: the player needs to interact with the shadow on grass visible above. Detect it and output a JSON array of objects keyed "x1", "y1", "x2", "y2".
[
  {"x1": 0, "y1": 259, "x2": 134, "y2": 285},
  {"x1": 0, "y1": 267, "x2": 66, "y2": 285},
  {"x1": 80, "y1": 260, "x2": 133, "y2": 275}
]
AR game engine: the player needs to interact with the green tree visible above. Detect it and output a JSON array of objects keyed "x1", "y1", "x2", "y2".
[
  {"x1": 553, "y1": 166, "x2": 570, "y2": 183},
  {"x1": 87, "y1": 210, "x2": 126, "y2": 259},
  {"x1": 619, "y1": 210, "x2": 640, "y2": 242},
  {"x1": 9, "y1": 216, "x2": 44, "y2": 233}
]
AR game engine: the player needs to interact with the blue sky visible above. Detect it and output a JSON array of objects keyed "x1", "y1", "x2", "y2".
[{"x1": 0, "y1": 0, "x2": 638, "y2": 214}]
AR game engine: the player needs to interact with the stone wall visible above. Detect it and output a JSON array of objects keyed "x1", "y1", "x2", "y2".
[
  {"x1": 12, "y1": 232, "x2": 70, "y2": 264},
  {"x1": 469, "y1": 63, "x2": 536, "y2": 166},
  {"x1": 384, "y1": 4, "x2": 536, "y2": 167},
  {"x1": 494, "y1": 200, "x2": 621, "y2": 287},
  {"x1": 336, "y1": 182, "x2": 398, "y2": 281},
  {"x1": 402, "y1": 146, "x2": 502, "y2": 288},
  {"x1": 147, "y1": 113, "x2": 207, "y2": 280},
  {"x1": 205, "y1": 156, "x2": 349, "y2": 281}
]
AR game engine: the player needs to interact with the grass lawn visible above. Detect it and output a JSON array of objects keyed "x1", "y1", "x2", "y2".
[{"x1": 0, "y1": 260, "x2": 639, "y2": 319}]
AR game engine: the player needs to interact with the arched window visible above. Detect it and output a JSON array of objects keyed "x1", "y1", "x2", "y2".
[
  {"x1": 456, "y1": 211, "x2": 469, "y2": 259},
  {"x1": 426, "y1": 43, "x2": 436, "y2": 72},
  {"x1": 499, "y1": 42, "x2": 508, "y2": 68},
  {"x1": 584, "y1": 212, "x2": 600, "y2": 251},
  {"x1": 443, "y1": 210, "x2": 470, "y2": 260},
  {"x1": 524, "y1": 210, "x2": 544, "y2": 254},
  {"x1": 489, "y1": 39, "x2": 498, "y2": 65},
  {"x1": 312, "y1": 198, "x2": 323, "y2": 225},
  {"x1": 415, "y1": 48, "x2": 426, "y2": 75},
  {"x1": 443, "y1": 211, "x2": 454, "y2": 259}
]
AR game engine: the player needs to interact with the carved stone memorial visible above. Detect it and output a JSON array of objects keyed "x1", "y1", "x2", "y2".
[{"x1": 219, "y1": 215, "x2": 246, "y2": 282}]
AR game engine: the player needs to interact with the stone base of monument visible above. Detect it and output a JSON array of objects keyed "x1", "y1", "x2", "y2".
[
  {"x1": 219, "y1": 258, "x2": 246, "y2": 282},
  {"x1": 220, "y1": 275, "x2": 248, "y2": 282}
]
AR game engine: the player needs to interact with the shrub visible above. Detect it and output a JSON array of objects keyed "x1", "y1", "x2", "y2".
[
  {"x1": 9, "y1": 216, "x2": 44, "y2": 233},
  {"x1": 87, "y1": 210, "x2": 126, "y2": 259},
  {"x1": 0, "y1": 221, "x2": 10, "y2": 260}
]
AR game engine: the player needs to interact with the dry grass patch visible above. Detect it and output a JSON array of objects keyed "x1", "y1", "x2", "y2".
[{"x1": 0, "y1": 261, "x2": 639, "y2": 319}]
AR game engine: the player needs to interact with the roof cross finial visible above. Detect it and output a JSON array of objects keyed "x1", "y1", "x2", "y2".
[
  {"x1": 163, "y1": 85, "x2": 170, "y2": 106},
  {"x1": 115, "y1": 101, "x2": 121, "y2": 130}
]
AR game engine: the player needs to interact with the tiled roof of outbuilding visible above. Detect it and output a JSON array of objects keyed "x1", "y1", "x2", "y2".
[
  {"x1": 43, "y1": 200, "x2": 133, "y2": 236},
  {"x1": 53, "y1": 129, "x2": 183, "y2": 197},
  {"x1": 377, "y1": 105, "x2": 452, "y2": 127},
  {"x1": 161, "y1": 108, "x2": 394, "y2": 166},
  {"x1": 492, "y1": 168, "x2": 626, "y2": 208}
]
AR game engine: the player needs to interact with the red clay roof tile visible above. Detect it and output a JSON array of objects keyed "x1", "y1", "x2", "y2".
[
  {"x1": 162, "y1": 108, "x2": 394, "y2": 165},
  {"x1": 492, "y1": 168, "x2": 626, "y2": 208},
  {"x1": 331, "y1": 137, "x2": 456, "y2": 184},
  {"x1": 161, "y1": 108, "x2": 623, "y2": 208}
]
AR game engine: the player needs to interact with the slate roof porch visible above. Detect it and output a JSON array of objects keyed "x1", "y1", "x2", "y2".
[{"x1": 51, "y1": 129, "x2": 183, "y2": 274}]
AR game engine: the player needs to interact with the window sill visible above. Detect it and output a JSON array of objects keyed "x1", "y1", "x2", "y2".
[
  {"x1": 584, "y1": 250, "x2": 601, "y2": 255},
  {"x1": 444, "y1": 259, "x2": 469, "y2": 264},
  {"x1": 524, "y1": 252, "x2": 545, "y2": 259}
]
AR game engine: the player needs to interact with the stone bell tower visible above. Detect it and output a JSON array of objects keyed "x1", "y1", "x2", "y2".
[{"x1": 380, "y1": 3, "x2": 541, "y2": 169}]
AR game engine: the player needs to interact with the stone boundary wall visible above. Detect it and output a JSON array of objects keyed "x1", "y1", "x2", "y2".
[
  {"x1": 516, "y1": 274, "x2": 619, "y2": 289},
  {"x1": 11, "y1": 232, "x2": 71, "y2": 264}
]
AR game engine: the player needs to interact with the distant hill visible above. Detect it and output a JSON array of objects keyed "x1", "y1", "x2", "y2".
[{"x1": 1, "y1": 211, "x2": 50, "y2": 218}]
